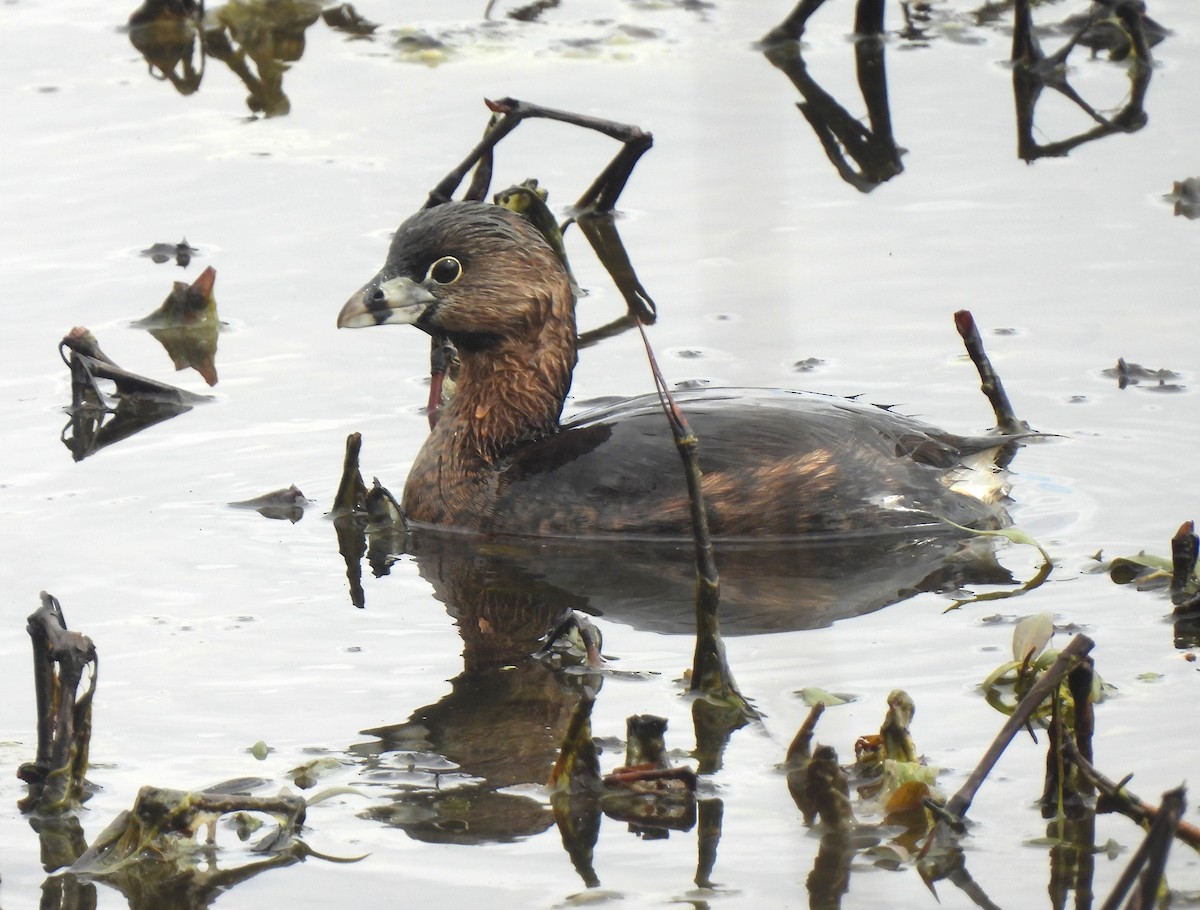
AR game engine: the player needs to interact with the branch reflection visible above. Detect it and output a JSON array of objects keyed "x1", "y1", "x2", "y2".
[
  {"x1": 1012, "y1": 0, "x2": 1153, "y2": 162},
  {"x1": 761, "y1": 0, "x2": 1162, "y2": 184},
  {"x1": 126, "y1": 0, "x2": 376, "y2": 116},
  {"x1": 332, "y1": 496, "x2": 1018, "y2": 885},
  {"x1": 762, "y1": 0, "x2": 905, "y2": 193}
]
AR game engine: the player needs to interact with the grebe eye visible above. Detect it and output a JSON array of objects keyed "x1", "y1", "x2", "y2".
[{"x1": 426, "y1": 256, "x2": 463, "y2": 285}]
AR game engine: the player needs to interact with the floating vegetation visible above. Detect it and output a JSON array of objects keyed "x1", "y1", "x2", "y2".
[
  {"x1": 139, "y1": 238, "x2": 199, "y2": 267},
  {"x1": 15, "y1": 591, "x2": 360, "y2": 904},
  {"x1": 58, "y1": 326, "x2": 211, "y2": 461},
  {"x1": 550, "y1": 702, "x2": 698, "y2": 886},
  {"x1": 133, "y1": 266, "x2": 222, "y2": 386},
  {"x1": 229, "y1": 484, "x2": 311, "y2": 522},
  {"x1": 1102, "y1": 357, "x2": 1185, "y2": 392},
  {"x1": 1096, "y1": 520, "x2": 1200, "y2": 648},
  {"x1": 1165, "y1": 177, "x2": 1200, "y2": 219},
  {"x1": 320, "y1": 2, "x2": 377, "y2": 36}
]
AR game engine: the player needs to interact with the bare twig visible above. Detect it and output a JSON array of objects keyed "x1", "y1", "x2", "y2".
[
  {"x1": 425, "y1": 97, "x2": 656, "y2": 322},
  {"x1": 634, "y1": 321, "x2": 754, "y2": 720},
  {"x1": 1061, "y1": 738, "x2": 1200, "y2": 853},
  {"x1": 942, "y1": 633, "x2": 1094, "y2": 824},
  {"x1": 426, "y1": 97, "x2": 651, "y2": 207},
  {"x1": 1098, "y1": 786, "x2": 1186, "y2": 910},
  {"x1": 786, "y1": 703, "x2": 826, "y2": 766},
  {"x1": 1171, "y1": 520, "x2": 1199, "y2": 608},
  {"x1": 330, "y1": 432, "x2": 367, "y2": 517},
  {"x1": 954, "y1": 310, "x2": 1023, "y2": 434},
  {"x1": 19, "y1": 593, "x2": 98, "y2": 813}
]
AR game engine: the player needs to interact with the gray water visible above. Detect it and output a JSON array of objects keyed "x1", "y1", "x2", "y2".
[{"x1": 2, "y1": 0, "x2": 1199, "y2": 907}]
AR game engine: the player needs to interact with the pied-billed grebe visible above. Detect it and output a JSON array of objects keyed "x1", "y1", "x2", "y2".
[{"x1": 338, "y1": 201, "x2": 1015, "y2": 539}]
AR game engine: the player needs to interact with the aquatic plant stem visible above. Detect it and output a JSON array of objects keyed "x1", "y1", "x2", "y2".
[
  {"x1": 426, "y1": 97, "x2": 652, "y2": 208},
  {"x1": 1060, "y1": 738, "x2": 1200, "y2": 852},
  {"x1": 633, "y1": 320, "x2": 756, "y2": 720},
  {"x1": 1097, "y1": 786, "x2": 1186, "y2": 910},
  {"x1": 953, "y1": 310, "x2": 1022, "y2": 435},
  {"x1": 19, "y1": 593, "x2": 98, "y2": 813},
  {"x1": 942, "y1": 633, "x2": 1094, "y2": 824},
  {"x1": 1170, "y1": 520, "x2": 1199, "y2": 607}
]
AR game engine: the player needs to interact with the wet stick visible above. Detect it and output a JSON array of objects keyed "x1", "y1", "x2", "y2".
[
  {"x1": 1097, "y1": 786, "x2": 1186, "y2": 910},
  {"x1": 1060, "y1": 738, "x2": 1200, "y2": 852},
  {"x1": 1040, "y1": 655, "x2": 1094, "y2": 819},
  {"x1": 60, "y1": 328, "x2": 210, "y2": 406},
  {"x1": 853, "y1": 0, "x2": 885, "y2": 36},
  {"x1": 634, "y1": 320, "x2": 756, "y2": 721},
  {"x1": 19, "y1": 593, "x2": 98, "y2": 813},
  {"x1": 331, "y1": 432, "x2": 367, "y2": 517},
  {"x1": 695, "y1": 798, "x2": 723, "y2": 888},
  {"x1": 953, "y1": 310, "x2": 1022, "y2": 435},
  {"x1": 941, "y1": 633, "x2": 1094, "y2": 825},
  {"x1": 426, "y1": 97, "x2": 652, "y2": 211},
  {"x1": 761, "y1": 0, "x2": 831, "y2": 42},
  {"x1": 1170, "y1": 520, "x2": 1199, "y2": 608},
  {"x1": 787, "y1": 703, "x2": 826, "y2": 765}
]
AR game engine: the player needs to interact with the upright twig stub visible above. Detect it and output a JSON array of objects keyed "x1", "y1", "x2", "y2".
[
  {"x1": 1170, "y1": 520, "x2": 1199, "y2": 609},
  {"x1": 18, "y1": 592, "x2": 98, "y2": 813},
  {"x1": 954, "y1": 310, "x2": 1024, "y2": 435}
]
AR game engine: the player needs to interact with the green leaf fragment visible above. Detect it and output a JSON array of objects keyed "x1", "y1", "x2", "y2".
[
  {"x1": 798, "y1": 686, "x2": 851, "y2": 707},
  {"x1": 1013, "y1": 612, "x2": 1054, "y2": 662}
]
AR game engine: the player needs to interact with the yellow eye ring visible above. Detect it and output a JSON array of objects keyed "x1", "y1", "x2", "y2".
[{"x1": 426, "y1": 256, "x2": 463, "y2": 285}]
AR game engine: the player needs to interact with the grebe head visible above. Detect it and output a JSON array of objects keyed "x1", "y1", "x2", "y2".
[{"x1": 337, "y1": 201, "x2": 573, "y2": 353}]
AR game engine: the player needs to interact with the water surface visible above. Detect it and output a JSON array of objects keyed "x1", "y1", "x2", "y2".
[{"x1": 2, "y1": 1, "x2": 1199, "y2": 907}]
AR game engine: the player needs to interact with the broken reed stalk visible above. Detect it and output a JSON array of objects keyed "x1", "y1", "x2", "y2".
[
  {"x1": 953, "y1": 310, "x2": 1023, "y2": 435},
  {"x1": 330, "y1": 432, "x2": 368, "y2": 517},
  {"x1": 941, "y1": 633, "x2": 1094, "y2": 825},
  {"x1": 1097, "y1": 786, "x2": 1186, "y2": 910},
  {"x1": 425, "y1": 337, "x2": 458, "y2": 429},
  {"x1": 805, "y1": 745, "x2": 855, "y2": 830},
  {"x1": 786, "y1": 703, "x2": 826, "y2": 765},
  {"x1": 573, "y1": 213, "x2": 656, "y2": 322},
  {"x1": 761, "y1": 0, "x2": 883, "y2": 46},
  {"x1": 853, "y1": 0, "x2": 885, "y2": 36},
  {"x1": 1171, "y1": 520, "x2": 1199, "y2": 608},
  {"x1": 19, "y1": 593, "x2": 98, "y2": 813},
  {"x1": 634, "y1": 320, "x2": 756, "y2": 720},
  {"x1": 59, "y1": 327, "x2": 207, "y2": 407},
  {"x1": 695, "y1": 798, "x2": 723, "y2": 888},
  {"x1": 1041, "y1": 656, "x2": 1096, "y2": 818},
  {"x1": 1060, "y1": 738, "x2": 1200, "y2": 852}
]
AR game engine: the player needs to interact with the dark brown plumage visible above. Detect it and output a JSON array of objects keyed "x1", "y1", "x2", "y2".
[{"x1": 338, "y1": 201, "x2": 1013, "y2": 540}]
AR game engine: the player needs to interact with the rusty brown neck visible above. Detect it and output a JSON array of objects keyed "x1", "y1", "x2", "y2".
[
  {"x1": 401, "y1": 317, "x2": 576, "y2": 527},
  {"x1": 438, "y1": 321, "x2": 577, "y2": 464}
]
